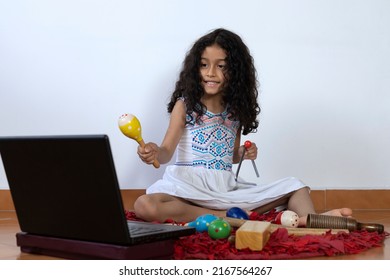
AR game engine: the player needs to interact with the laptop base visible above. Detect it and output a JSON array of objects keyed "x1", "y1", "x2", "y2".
[{"x1": 16, "y1": 232, "x2": 175, "y2": 260}]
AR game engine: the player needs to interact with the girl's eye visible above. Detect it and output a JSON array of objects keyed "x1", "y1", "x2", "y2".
[
  {"x1": 218, "y1": 64, "x2": 226, "y2": 69},
  {"x1": 201, "y1": 63, "x2": 208, "y2": 68}
]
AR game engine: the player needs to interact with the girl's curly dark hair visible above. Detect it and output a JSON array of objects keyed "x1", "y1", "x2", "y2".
[{"x1": 167, "y1": 28, "x2": 260, "y2": 135}]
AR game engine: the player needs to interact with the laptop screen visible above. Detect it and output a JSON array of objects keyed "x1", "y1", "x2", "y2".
[{"x1": 0, "y1": 135, "x2": 132, "y2": 244}]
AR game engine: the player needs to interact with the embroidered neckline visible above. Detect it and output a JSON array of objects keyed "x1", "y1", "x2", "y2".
[{"x1": 204, "y1": 108, "x2": 228, "y2": 118}]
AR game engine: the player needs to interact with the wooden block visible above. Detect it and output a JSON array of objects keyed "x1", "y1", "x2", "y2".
[{"x1": 235, "y1": 221, "x2": 271, "y2": 251}]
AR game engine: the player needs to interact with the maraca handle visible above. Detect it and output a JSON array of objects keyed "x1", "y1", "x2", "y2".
[{"x1": 138, "y1": 139, "x2": 160, "y2": 169}]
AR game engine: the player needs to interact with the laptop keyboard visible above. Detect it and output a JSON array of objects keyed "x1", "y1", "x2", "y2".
[{"x1": 127, "y1": 222, "x2": 166, "y2": 235}]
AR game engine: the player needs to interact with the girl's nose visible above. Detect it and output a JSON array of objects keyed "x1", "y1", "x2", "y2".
[{"x1": 206, "y1": 66, "x2": 216, "y2": 77}]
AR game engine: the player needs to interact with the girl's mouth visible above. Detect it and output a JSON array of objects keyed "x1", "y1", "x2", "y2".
[{"x1": 204, "y1": 81, "x2": 219, "y2": 87}]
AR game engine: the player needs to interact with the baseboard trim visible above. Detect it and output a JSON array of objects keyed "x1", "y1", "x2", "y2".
[
  {"x1": 0, "y1": 189, "x2": 146, "y2": 211},
  {"x1": 1, "y1": 189, "x2": 390, "y2": 211}
]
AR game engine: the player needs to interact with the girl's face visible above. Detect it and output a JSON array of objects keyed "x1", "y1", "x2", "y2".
[{"x1": 200, "y1": 44, "x2": 227, "y2": 97}]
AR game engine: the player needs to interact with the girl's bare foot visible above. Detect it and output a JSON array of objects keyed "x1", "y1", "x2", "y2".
[{"x1": 321, "y1": 207, "x2": 353, "y2": 218}]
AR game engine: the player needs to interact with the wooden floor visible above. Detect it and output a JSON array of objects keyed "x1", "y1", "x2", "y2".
[{"x1": 0, "y1": 210, "x2": 389, "y2": 260}]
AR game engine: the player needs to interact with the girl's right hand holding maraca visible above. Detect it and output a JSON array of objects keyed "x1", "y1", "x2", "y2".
[{"x1": 137, "y1": 142, "x2": 159, "y2": 165}]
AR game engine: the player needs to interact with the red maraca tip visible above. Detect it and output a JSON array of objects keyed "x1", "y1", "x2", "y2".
[{"x1": 244, "y1": 140, "x2": 252, "y2": 149}]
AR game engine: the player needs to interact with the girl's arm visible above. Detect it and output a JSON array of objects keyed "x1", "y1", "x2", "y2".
[
  {"x1": 233, "y1": 129, "x2": 242, "y2": 164},
  {"x1": 137, "y1": 99, "x2": 186, "y2": 165},
  {"x1": 157, "y1": 99, "x2": 186, "y2": 163}
]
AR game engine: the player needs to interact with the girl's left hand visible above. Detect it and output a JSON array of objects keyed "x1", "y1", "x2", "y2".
[{"x1": 242, "y1": 141, "x2": 258, "y2": 160}]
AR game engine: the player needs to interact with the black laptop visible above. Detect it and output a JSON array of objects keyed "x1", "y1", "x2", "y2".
[{"x1": 0, "y1": 135, "x2": 195, "y2": 246}]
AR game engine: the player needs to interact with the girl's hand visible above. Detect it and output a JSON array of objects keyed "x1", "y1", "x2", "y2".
[
  {"x1": 137, "y1": 142, "x2": 159, "y2": 165},
  {"x1": 242, "y1": 141, "x2": 258, "y2": 160}
]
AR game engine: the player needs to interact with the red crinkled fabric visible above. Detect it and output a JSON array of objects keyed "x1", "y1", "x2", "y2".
[
  {"x1": 174, "y1": 229, "x2": 387, "y2": 260},
  {"x1": 124, "y1": 210, "x2": 388, "y2": 260}
]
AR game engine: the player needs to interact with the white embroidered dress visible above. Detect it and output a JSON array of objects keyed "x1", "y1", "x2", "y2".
[{"x1": 147, "y1": 103, "x2": 305, "y2": 210}]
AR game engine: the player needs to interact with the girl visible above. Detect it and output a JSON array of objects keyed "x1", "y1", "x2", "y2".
[{"x1": 134, "y1": 28, "x2": 352, "y2": 225}]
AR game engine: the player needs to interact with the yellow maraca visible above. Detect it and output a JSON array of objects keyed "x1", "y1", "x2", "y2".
[{"x1": 118, "y1": 113, "x2": 160, "y2": 168}]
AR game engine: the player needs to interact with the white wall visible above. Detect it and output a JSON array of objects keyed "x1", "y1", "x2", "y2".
[{"x1": 1, "y1": 0, "x2": 389, "y2": 190}]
